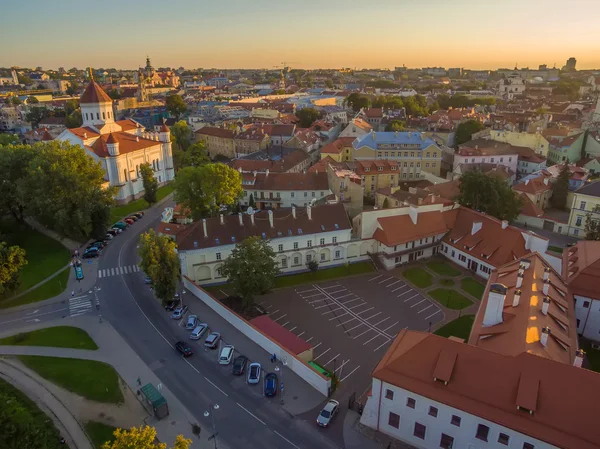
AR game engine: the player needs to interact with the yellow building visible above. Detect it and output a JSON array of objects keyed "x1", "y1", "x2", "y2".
[
  {"x1": 194, "y1": 127, "x2": 236, "y2": 159},
  {"x1": 320, "y1": 137, "x2": 356, "y2": 162},
  {"x1": 488, "y1": 130, "x2": 550, "y2": 157},
  {"x1": 567, "y1": 181, "x2": 600, "y2": 237}
]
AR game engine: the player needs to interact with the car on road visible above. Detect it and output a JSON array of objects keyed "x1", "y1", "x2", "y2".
[
  {"x1": 316, "y1": 400, "x2": 340, "y2": 428},
  {"x1": 144, "y1": 276, "x2": 152, "y2": 285},
  {"x1": 133, "y1": 212, "x2": 144, "y2": 219},
  {"x1": 171, "y1": 305, "x2": 188, "y2": 320},
  {"x1": 219, "y1": 345, "x2": 235, "y2": 365},
  {"x1": 110, "y1": 227, "x2": 123, "y2": 234},
  {"x1": 82, "y1": 247, "x2": 100, "y2": 258},
  {"x1": 232, "y1": 355, "x2": 248, "y2": 375},
  {"x1": 104, "y1": 233, "x2": 114, "y2": 240},
  {"x1": 175, "y1": 341, "x2": 193, "y2": 357},
  {"x1": 87, "y1": 242, "x2": 104, "y2": 250},
  {"x1": 247, "y1": 363, "x2": 261, "y2": 384},
  {"x1": 112, "y1": 222, "x2": 127, "y2": 230},
  {"x1": 264, "y1": 372, "x2": 278, "y2": 397},
  {"x1": 204, "y1": 332, "x2": 221, "y2": 349},
  {"x1": 126, "y1": 215, "x2": 138, "y2": 222},
  {"x1": 190, "y1": 323, "x2": 208, "y2": 340},
  {"x1": 124, "y1": 218, "x2": 134, "y2": 225},
  {"x1": 164, "y1": 298, "x2": 180, "y2": 311},
  {"x1": 185, "y1": 314, "x2": 198, "y2": 330}
]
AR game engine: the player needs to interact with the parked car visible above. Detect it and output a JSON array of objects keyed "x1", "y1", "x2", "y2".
[
  {"x1": 164, "y1": 298, "x2": 180, "y2": 311},
  {"x1": 104, "y1": 233, "x2": 114, "y2": 240},
  {"x1": 171, "y1": 305, "x2": 188, "y2": 320},
  {"x1": 264, "y1": 372, "x2": 278, "y2": 397},
  {"x1": 92, "y1": 240, "x2": 107, "y2": 248},
  {"x1": 247, "y1": 363, "x2": 261, "y2": 384},
  {"x1": 82, "y1": 248, "x2": 100, "y2": 259},
  {"x1": 87, "y1": 242, "x2": 104, "y2": 251},
  {"x1": 204, "y1": 332, "x2": 221, "y2": 349},
  {"x1": 175, "y1": 341, "x2": 193, "y2": 357},
  {"x1": 232, "y1": 356, "x2": 248, "y2": 375},
  {"x1": 144, "y1": 276, "x2": 153, "y2": 285},
  {"x1": 133, "y1": 212, "x2": 144, "y2": 219},
  {"x1": 185, "y1": 314, "x2": 198, "y2": 330},
  {"x1": 124, "y1": 218, "x2": 134, "y2": 225},
  {"x1": 190, "y1": 323, "x2": 208, "y2": 340},
  {"x1": 110, "y1": 227, "x2": 123, "y2": 234},
  {"x1": 112, "y1": 222, "x2": 127, "y2": 230},
  {"x1": 316, "y1": 400, "x2": 340, "y2": 428},
  {"x1": 219, "y1": 345, "x2": 234, "y2": 365},
  {"x1": 126, "y1": 215, "x2": 138, "y2": 222}
]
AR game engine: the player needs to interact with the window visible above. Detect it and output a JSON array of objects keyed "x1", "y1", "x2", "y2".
[
  {"x1": 413, "y1": 422, "x2": 426, "y2": 440},
  {"x1": 583, "y1": 300, "x2": 590, "y2": 308},
  {"x1": 426, "y1": 163, "x2": 430, "y2": 168},
  {"x1": 320, "y1": 253, "x2": 326, "y2": 262},
  {"x1": 431, "y1": 163, "x2": 436, "y2": 167},
  {"x1": 476, "y1": 424, "x2": 489, "y2": 441},
  {"x1": 304, "y1": 192, "x2": 308, "y2": 197},
  {"x1": 580, "y1": 201, "x2": 587, "y2": 210},
  {"x1": 307, "y1": 240, "x2": 312, "y2": 248},
  {"x1": 278, "y1": 244, "x2": 283, "y2": 252},
  {"x1": 312, "y1": 191, "x2": 316, "y2": 197},
  {"x1": 335, "y1": 250, "x2": 341, "y2": 259},
  {"x1": 498, "y1": 433, "x2": 510, "y2": 445},
  {"x1": 428, "y1": 406, "x2": 438, "y2": 417},
  {"x1": 306, "y1": 254, "x2": 312, "y2": 262},
  {"x1": 280, "y1": 257, "x2": 288, "y2": 267},
  {"x1": 320, "y1": 238, "x2": 325, "y2": 245},
  {"x1": 385, "y1": 389, "x2": 394, "y2": 400},
  {"x1": 293, "y1": 242, "x2": 299, "y2": 249},
  {"x1": 102, "y1": 112, "x2": 106, "y2": 119},
  {"x1": 450, "y1": 415, "x2": 461, "y2": 427},
  {"x1": 96, "y1": 112, "x2": 100, "y2": 119},
  {"x1": 574, "y1": 229, "x2": 579, "y2": 236},
  {"x1": 214, "y1": 252, "x2": 222, "y2": 261},
  {"x1": 291, "y1": 192, "x2": 295, "y2": 198},
  {"x1": 321, "y1": 191, "x2": 324, "y2": 196},
  {"x1": 123, "y1": 169, "x2": 127, "y2": 181},
  {"x1": 85, "y1": 113, "x2": 89, "y2": 120},
  {"x1": 388, "y1": 412, "x2": 400, "y2": 429},
  {"x1": 293, "y1": 256, "x2": 299, "y2": 266},
  {"x1": 491, "y1": 157, "x2": 495, "y2": 162},
  {"x1": 332, "y1": 237, "x2": 337, "y2": 244},
  {"x1": 216, "y1": 267, "x2": 222, "y2": 277},
  {"x1": 440, "y1": 434, "x2": 454, "y2": 449},
  {"x1": 523, "y1": 444, "x2": 535, "y2": 449},
  {"x1": 500, "y1": 157, "x2": 504, "y2": 162},
  {"x1": 406, "y1": 397, "x2": 415, "y2": 408}
]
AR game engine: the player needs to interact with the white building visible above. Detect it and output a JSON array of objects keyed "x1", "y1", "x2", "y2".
[
  {"x1": 56, "y1": 79, "x2": 174, "y2": 204},
  {"x1": 498, "y1": 73, "x2": 526, "y2": 100}
]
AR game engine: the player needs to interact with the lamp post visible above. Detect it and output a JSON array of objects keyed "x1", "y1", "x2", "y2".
[
  {"x1": 274, "y1": 357, "x2": 287, "y2": 405},
  {"x1": 204, "y1": 402, "x2": 219, "y2": 449}
]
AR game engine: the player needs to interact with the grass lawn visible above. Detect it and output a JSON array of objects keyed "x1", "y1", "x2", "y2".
[
  {"x1": 426, "y1": 261, "x2": 461, "y2": 277},
  {"x1": 85, "y1": 421, "x2": 117, "y2": 449},
  {"x1": 0, "y1": 377, "x2": 65, "y2": 449},
  {"x1": 0, "y1": 267, "x2": 70, "y2": 309},
  {"x1": 18, "y1": 356, "x2": 124, "y2": 404},
  {"x1": 110, "y1": 183, "x2": 174, "y2": 223},
  {"x1": 548, "y1": 245, "x2": 564, "y2": 254},
  {"x1": 461, "y1": 277, "x2": 486, "y2": 300},
  {"x1": 580, "y1": 340, "x2": 600, "y2": 373},
  {"x1": 274, "y1": 262, "x2": 374, "y2": 288},
  {"x1": 402, "y1": 267, "x2": 433, "y2": 288},
  {"x1": 439, "y1": 278, "x2": 455, "y2": 287},
  {"x1": 434, "y1": 315, "x2": 475, "y2": 340},
  {"x1": 0, "y1": 326, "x2": 98, "y2": 350},
  {"x1": 429, "y1": 288, "x2": 473, "y2": 310}
]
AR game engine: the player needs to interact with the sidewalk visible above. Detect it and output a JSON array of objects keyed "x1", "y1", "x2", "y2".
[{"x1": 343, "y1": 410, "x2": 383, "y2": 449}]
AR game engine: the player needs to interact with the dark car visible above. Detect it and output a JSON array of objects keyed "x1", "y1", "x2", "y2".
[
  {"x1": 93, "y1": 240, "x2": 108, "y2": 247},
  {"x1": 164, "y1": 298, "x2": 180, "y2": 311},
  {"x1": 124, "y1": 218, "x2": 134, "y2": 225},
  {"x1": 106, "y1": 229, "x2": 118, "y2": 237},
  {"x1": 175, "y1": 341, "x2": 193, "y2": 357},
  {"x1": 133, "y1": 212, "x2": 144, "y2": 219},
  {"x1": 87, "y1": 242, "x2": 105, "y2": 250},
  {"x1": 82, "y1": 247, "x2": 100, "y2": 258},
  {"x1": 264, "y1": 372, "x2": 278, "y2": 397},
  {"x1": 232, "y1": 355, "x2": 248, "y2": 375}
]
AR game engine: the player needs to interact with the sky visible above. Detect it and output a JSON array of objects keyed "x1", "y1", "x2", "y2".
[{"x1": 2, "y1": 0, "x2": 600, "y2": 71}]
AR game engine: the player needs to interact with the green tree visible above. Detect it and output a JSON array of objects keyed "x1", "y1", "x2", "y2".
[
  {"x1": 343, "y1": 93, "x2": 371, "y2": 112},
  {"x1": 248, "y1": 193, "x2": 256, "y2": 208},
  {"x1": 0, "y1": 242, "x2": 27, "y2": 296},
  {"x1": 27, "y1": 96, "x2": 39, "y2": 104},
  {"x1": 170, "y1": 120, "x2": 193, "y2": 151},
  {"x1": 325, "y1": 79, "x2": 334, "y2": 88},
  {"x1": 17, "y1": 73, "x2": 32, "y2": 85},
  {"x1": 174, "y1": 142, "x2": 209, "y2": 171},
  {"x1": 65, "y1": 110, "x2": 83, "y2": 128},
  {"x1": 550, "y1": 164, "x2": 570, "y2": 209},
  {"x1": 455, "y1": 119, "x2": 485, "y2": 145},
  {"x1": 306, "y1": 259, "x2": 319, "y2": 273},
  {"x1": 139, "y1": 162, "x2": 158, "y2": 205},
  {"x1": 138, "y1": 231, "x2": 181, "y2": 305},
  {"x1": 25, "y1": 106, "x2": 51, "y2": 128},
  {"x1": 296, "y1": 107, "x2": 320, "y2": 127},
  {"x1": 0, "y1": 144, "x2": 36, "y2": 223},
  {"x1": 66, "y1": 81, "x2": 79, "y2": 95},
  {"x1": 385, "y1": 120, "x2": 406, "y2": 132},
  {"x1": 9, "y1": 96, "x2": 21, "y2": 106},
  {"x1": 584, "y1": 211, "x2": 600, "y2": 240},
  {"x1": 221, "y1": 236, "x2": 280, "y2": 308},
  {"x1": 166, "y1": 94, "x2": 187, "y2": 119},
  {"x1": 0, "y1": 133, "x2": 19, "y2": 146},
  {"x1": 102, "y1": 425, "x2": 191, "y2": 449},
  {"x1": 458, "y1": 170, "x2": 522, "y2": 221}
]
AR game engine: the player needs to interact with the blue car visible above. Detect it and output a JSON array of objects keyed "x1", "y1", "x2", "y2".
[{"x1": 264, "y1": 372, "x2": 278, "y2": 397}]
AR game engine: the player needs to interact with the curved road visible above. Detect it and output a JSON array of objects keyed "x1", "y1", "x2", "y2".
[{"x1": 96, "y1": 202, "x2": 342, "y2": 449}]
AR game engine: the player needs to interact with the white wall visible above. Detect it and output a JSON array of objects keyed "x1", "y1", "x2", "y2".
[
  {"x1": 240, "y1": 188, "x2": 332, "y2": 208},
  {"x1": 441, "y1": 243, "x2": 495, "y2": 278},
  {"x1": 183, "y1": 277, "x2": 331, "y2": 396},
  {"x1": 574, "y1": 295, "x2": 600, "y2": 342}
]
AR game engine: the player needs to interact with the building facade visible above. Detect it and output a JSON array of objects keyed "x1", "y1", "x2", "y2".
[{"x1": 566, "y1": 181, "x2": 600, "y2": 237}]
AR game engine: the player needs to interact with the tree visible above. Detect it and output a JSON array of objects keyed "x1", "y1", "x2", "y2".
[
  {"x1": 306, "y1": 259, "x2": 319, "y2": 274},
  {"x1": 17, "y1": 73, "x2": 32, "y2": 85},
  {"x1": 455, "y1": 119, "x2": 484, "y2": 145},
  {"x1": 385, "y1": 120, "x2": 405, "y2": 132},
  {"x1": 65, "y1": 110, "x2": 83, "y2": 128},
  {"x1": 325, "y1": 79, "x2": 334, "y2": 88},
  {"x1": 27, "y1": 96, "x2": 39, "y2": 104},
  {"x1": 0, "y1": 133, "x2": 19, "y2": 146},
  {"x1": 25, "y1": 106, "x2": 51, "y2": 128},
  {"x1": 166, "y1": 94, "x2": 187, "y2": 119},
  {"x1": 248, "y1": 193, "x2": 256, "y2": 208},
  {"x1": 550, "y1": 164, "x2": 570, "y2": 209},
  {"x1": 170, "y1": 120, "x2": 193, "y2": 151},
  {"x1": 9, "y1": 96, "x2": 21, "y2": 106},
  {"x1": 174, "y1": 142, "x2": 209, "y2": 171},
  {"x1": 101, "y1": 425, "x2": 191, "y2": 449},
  {"x1": 66, "y1": 81, "x2": 79, "y2": 95},
  {"x1": 221, "y1": 236, "x2": 280, "y2": 308},
  {"x1": 0, "y1": 144, "x2": 36, "y2": 223},
  {"x1": 344, "y1": 93, "x2": 371, "y2": 112},
  {"x1": 138, "y1": 230, "x2": 181, "y2": 305},
  {"x1": 296, "y1": 107, "x2": 320, "y2": 128},
  {"x1": 584, "y1": 212, "x2": 600, "y2": 240},
  {"x1": 458, "y1": 170, "x2": 523, "y2": 221},
  {"x1": 0, "y1": 242, "x2": 27, "y2": 296},
  {"x1": 139, "y1": 163, "x2": 158, "y2": 205}
]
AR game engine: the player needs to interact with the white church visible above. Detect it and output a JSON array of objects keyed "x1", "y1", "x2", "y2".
[{"x1": 57, "y1": 78, "x2": 174, "y2": 204}]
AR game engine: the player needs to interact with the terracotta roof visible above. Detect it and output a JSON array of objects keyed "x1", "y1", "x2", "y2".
[
  {"x1": 157, "y1": 221, "x2": 185, "y2": 237},
  {"x1": 80, "y1": 80, "x2": 113, "y2": 104},
  {"x1": 469, "y1": 252, "x2": 578, "y2": 365},
  {"x1": 425, "y1": 180, "x2": 461, "y2": 201},
  {"x1": 551, "y1": 132, "x2": 583, "y2": 148},
  {"x1": 320, "y1": 137, "x2": 355, "y2": 155},
  {"x1": 41, "y1": 128, "x2": 53, "y2": 141},
  {"x1": 176, "y1": 203, "x2": 350, "y2": 251},
  {"x1": 114, "y1": 119, "x2": 139, "y2": 132},
  {"x1": 245, "y1": 172, "x2": 328, "y2": 192},
  {"x1": 90, "y1": 132, "x2": 160, "y2": 158},
  {"x1": 106, "y1": 133, "x2": 117, "y2": 144},
  {"x1": 457, "y1": 139, "x2": 525, "y2": 156},
  {"x1": 39, "y1": 116, "x2": 66, "y2": 126},
  {"x1": 513, "y1": 175, "x2": 551, "y2": 194},
  {"x1": 250, "y1": 315, "x2": 312, "y2": 355},
  {"x1": 232, "y1": 150, "x2": 309, "y2": 173},
  {"x1": 364, "y1": 108, "x2": 383, "y2": 118},
  {"x1": 257, "y1": 124, "x2": 296, "y2": 137},
  {"x1": 373, "y1": 330, "x2": 600, "y2": 449},
  {"x1": 195, "y1": 127, "x2": 236, "y2": 139},
  {"x1": 350, "y1": 117, "x2": 373, "y2": 132},
  {"x1": 518, "y1": 193, "x2": 544, "y2": 217},
  {"x1": 160, "y1": 122, "x2": 170, "y2": 132},
  {"x1": 563, "y1": 241, "x2": 600, "y2": 298},
  {"x1": 67, "y1": 126, "x2": 100, "y2": 140},
  {"x1": 236, "y1": 126, "x2": 268, "y2": 141},
  {"x1": 373, "y1": 209, "x2": 449, "y2": 247}
]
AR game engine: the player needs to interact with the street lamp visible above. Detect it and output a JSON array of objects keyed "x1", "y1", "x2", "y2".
[
  {"x1": 274, "y1": 357, "x2": 288, "y2": 405},
  {"x1": 204, "y1": 402, "x2": 219, "y2": 449}
]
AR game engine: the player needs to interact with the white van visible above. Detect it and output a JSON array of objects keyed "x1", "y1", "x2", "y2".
[{"x1": 190, "y1": 323, "x2": 208, "y2": 340}]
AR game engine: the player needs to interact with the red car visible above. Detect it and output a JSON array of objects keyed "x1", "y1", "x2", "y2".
[{"x1": 124, "y1": 218, "x2": 134, "y2": 225}]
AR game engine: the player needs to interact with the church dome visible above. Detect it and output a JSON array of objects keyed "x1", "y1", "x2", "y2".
[{"x1": 80, "y1": 80, "x2": 113, "y2": 104}]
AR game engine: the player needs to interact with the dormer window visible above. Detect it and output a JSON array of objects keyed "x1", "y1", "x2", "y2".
[
  {"x1": 392, "y1": 166, "x2": 397, "y2": 170},
  {"x1": 378, "y1": 167, "x2": 383, "y2": 171},
  {"x1": 365, "y1": 168, "x2": 370, "y2": 172}
]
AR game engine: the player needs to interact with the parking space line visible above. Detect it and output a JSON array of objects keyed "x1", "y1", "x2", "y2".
[
  {"x1": 301, "y1": 293, "x2": 325, "y2": 299},
  {"x1": 274, "y1": 431, "x2": 301, "y2": 449},
  {"x1": 268, "y1": 309, "x2": 279, "y2": 315},
  {"x1": 339, "y1": 298, "x2": 362, "y2": 305},
  {"x1": 321, "y1": 307, "x2": 343, "y2": 315},
  {"x1": 425, "y1": 309, "x2": 442, "y2": 320},
  {"x1": 334, "y1": 359, "x2": 350, "y2": 374},
  {"x1": 418, "y1": 304, "x2": 434, "y2": 314},
  {"x1": 324, "y1": 353, "x2": 341, "y2": 366},
  {"x1": 297, "y1": 331, "x2": 305, "y2": 337},
  {"x1": 327, "y1": 289, "x2": 347, "y2": 295},
  {"x1": 385, "y1": 279, "x2": 402, "y2": 288},
  {"x1": 340, "y1": 366, "x2": 361, "y2": 382},
  {"x1": 313, "y1": 348, "x2": 331, "y2": 361},
  {"x1": 378, "y1": 277, "x2": 393, "y2": 284},
  {"x1": 397, "y1": 290, "x2": 413, "y2": 298},
  {"x1": 329, "y1": 312, "x2": 348, "y2": 321},
  {"x1": 308, "y1": 298, "x2": 327, "y2": 304},
  {"x1": 306, "y1": 337, "x2": 314, "y2": 343},
  {"x1": 372, "y1": 317, "x2": 390, "y2": 327},
  {"x1": 348, "y1": 302, "x2": 368, "y2": 310},
  {"x1": 314, "y1": 303, "x2": 336, "y2": 310},
  {"x1": 336, "y1": 317, "x2": 357, "y2": 327},
  {"x1": 381, "y1": 321, "x2": 400, "y2": 332},
  {"x1": 356, "y1": 306, "x2": 375, "y2": 315},
  {"x1": 321, "y1": 284, "x2": 342, "y2": 290},
  {"x1": 404, "y1": 293, "x2": 420, "y2": 302},
  {"x1": 353, "y1": 328, "x2": 374, "y2": 339},
  {"x1": 410, "y1": 299, "x2": 427, "y2": 308},
  {"x1": 333, "y1": 292, "x2": 354, "y2": 300},
  {"x1": 346, "y1": 323, "x2": 365, "y2": 332},
  {"x1": 312, "y1": 341, "x2": 321, "y2": 349},
  {"x1": 273, "y1": 314, "x2": 287, "y2": 322},
  {"x1": 265, "y1": 305, "x2": 273, "y2": 310},
  {"x1": 281, "y1": 321, "x2": 290, "y2": 327},
  {"x1": 368, "y1": 275, "x2": 382, "y2": 282},
  {"x1": 363, "y1": 312, "x2": 382, "y2": 321},
  {"x1": 374, "y1": 339, "x2": 392, "y2": 352},
  {"x1": 392, "y1": 285, "x2": 408, "y2": 292},
  {"x1": 289, "y1": 326, "x2": 297, "y2": 331},
  {"x1": 296, "y1": 288, "x2": 317, "y2": 294},
  {"x1": 363, "y1": 333, "x2": 387, "y2": 346}
]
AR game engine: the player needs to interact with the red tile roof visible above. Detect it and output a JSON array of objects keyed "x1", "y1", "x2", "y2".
[
  {"x1": 245, "y1": 172, "x2": 328, "y2": 191},
  {"x1": 250, "y1": 315, "x2": 312, "y2": 355},
  {"x1": 373, "y1": 210, "x2": 449, "y2": 246},
  {"x1": 364, "y1": 108, "x2": 383, "y2": 118},
  {"x1": 80, "y1": 80, "x2": 113, "y2": 104},
  {"x1": 518, "y1": 193, "x2": 544, "y2": 217},
  {"x1": 90, "y1": 132, "x2": 160, "y2": 158},
  {"x1": 563, "y1": 241, "x2": 600, "y2": 298},
  {"x1": 513, "y1": 175, "x2": 552, "y2": 194},
  {"x1": 320, "y1": 137, "x2": 356, "y2": 155}
]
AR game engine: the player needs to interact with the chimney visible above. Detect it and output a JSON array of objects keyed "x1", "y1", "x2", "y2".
[
  {"x1": 543, "y1": 178, "x2": 549, "y2": 185},
  {"x1": 268, "y1": 210, "x2": 274, "y2": 227},
  {"x1": 292, "y1": 205, "x2": 296, "y2": 219},
  {"x1": 265, "y1": 168, "x2": 270, "y2": 177},
  {"x1": 525, "y1": 179, "x2": 529, "y2": 185},
  {"x1": 483, "y1": 283, "x2": 507, "y2": 327},
  {"x1": 307, "y1": 205, "x2": 312, "y2": 220},
  {"x1": 516, "y1": 272, "x2": 524, "y2": 288},
  {"x1": 512, "y1": 289, "x2": 521, "y2": 307},
  {"x1": 202, "y1": 219, "x2": 207, "y2": 238},
  {"x1": 219, "y1": 214, "x2": 224, "y2": 225},
  {"x1": 521, "y1": 258, "x2": 531, "y2": 270},
  {"x1": 250, "y1": 211, "x2": 255, "y2": 225},
  {"x1": 409, "y1": 205, "x2": 418, "y2": 225},
  {"x1": 238, "y1": 213, "x2": 243, "y2": 226},
  {"x1": 471, "y1": 221, "x2": 482, "y2": 235},
  {"x1": 543, "y1": 266, "x2": 551, "y2": 281},
  {"x1": 540, "y1": 326, "x2": 551, "y2": 347},
  {"x1": 418, "y1": 198, "x2": 423, "y2": 205},
  {"x1": 542, "y1": 296, "x2": 551, "y2": 315},
  {"x1": 574, "y1": 349, "x2": 585, "y2": 368},
  {"x1": 501, "y1": 220, "x2": 508, "y2": 229},
  {"x1": 542, "y1": 278, "x2": 551, "y2": 295}
]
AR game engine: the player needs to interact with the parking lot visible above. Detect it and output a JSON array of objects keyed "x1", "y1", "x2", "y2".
[{"x1": 257, "y1": 272, "x2": 446, "y2": 397}]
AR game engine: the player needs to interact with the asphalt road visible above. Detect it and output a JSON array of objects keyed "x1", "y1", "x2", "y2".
[{"x1": 95, "y1": 202, "x2": 342, "y2": 449}]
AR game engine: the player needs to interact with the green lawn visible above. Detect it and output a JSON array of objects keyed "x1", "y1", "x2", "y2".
[
  {"x1": 439, "y1": 278, "x2": 455, "y2": 287},
  {"x1": 548, "y1": 245, "x2": 564, "y2": 254},
  {"x1": 434, "y1": 315, "x2": 475, "y2": 340},
  {"x1": 0, "y1": 377, "x2": 66, "y2": 449},
  {"x1": 426, "y1": 261, "x2": 461, "y2": 277},
  {"x1": 0, "y1": 326, "x2": 98, "y2": 350},
  {"x1": 110, "y1": 183, "x2": 174, "y2": 223},
  {"x1": 18, "y1": 356, "x2": 124, "y2": 404},
  {"x1": 580, "y1": 340, "x2": 600, "y2": 373},
  {"x1": 274, "y1": 262, "x2": 374, "y2": 288},
  {"x1": 461, "y1": 277, "x2": 486, "y2": 299},
  {"x1": 85, "y1": 421, "x2": 117, "y2": 449},
  {"x1": 0, "y1": 267, "x2": 70, "y2": 309},
  {"x1": 429, "y1": 288, "x2": 473, "y2": 310},
  {"x1": 402, "y1": 267, "x2": 433, "y2": 288}
]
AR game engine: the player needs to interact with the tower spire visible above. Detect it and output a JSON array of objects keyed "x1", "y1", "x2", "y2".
[{"x1": 88, "y1": 67, "x2": 94, "y2": 81}]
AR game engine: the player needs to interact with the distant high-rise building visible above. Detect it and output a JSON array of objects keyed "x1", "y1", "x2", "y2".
[{"x1": 564, "y1": 57, "x2": 577, "y2": 71}]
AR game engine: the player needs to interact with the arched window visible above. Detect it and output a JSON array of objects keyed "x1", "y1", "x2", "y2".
[
  {"x1": 123, "y1": 169, "x2": 127, "y2": 181},
  {"x1": 102, "y1": 112, "x2": 106, "y2": 119},
  {"x1": 96, "y1": 113, "x2": 100, "y2": 120},
  {"x1": 85, "y1": 113, "x2": 88, "y2": 120}
]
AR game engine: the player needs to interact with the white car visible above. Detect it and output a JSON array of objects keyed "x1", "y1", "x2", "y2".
[
  {"x1": 219, "y1": 345, "x2": 234, "y2": 365},
  {"x1": 247, "y1": 362, "x2": 261, "y2": 384},
  {"x1": 190, "y1": 323, "x2": 208, "y2": 340},
  {"x1": 316, "y1": 399, "x2": 340, "y2": 427}
]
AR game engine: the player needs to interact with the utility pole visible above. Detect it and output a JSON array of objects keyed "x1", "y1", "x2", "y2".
[{"x1": 204, "y1": 402, "x2": 219, "y2": 449}]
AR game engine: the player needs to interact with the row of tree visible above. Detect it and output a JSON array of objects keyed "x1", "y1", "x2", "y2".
[{"x1": 344, "y1": 93, "x2": 433, "y2": 117}]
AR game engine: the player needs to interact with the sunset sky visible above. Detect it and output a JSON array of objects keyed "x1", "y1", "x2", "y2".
[{"x1": 2, "y1": 0, "x2": 599, "y2": 70}]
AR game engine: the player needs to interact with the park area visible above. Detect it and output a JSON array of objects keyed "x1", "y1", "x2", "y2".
[{"x1": 110, "y1": 184, "x2": 174, "y2": 223}]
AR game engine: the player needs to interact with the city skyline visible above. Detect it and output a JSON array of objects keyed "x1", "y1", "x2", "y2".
[{"x1": 2, "y1": 0, "x2": 600, "y2": 70}]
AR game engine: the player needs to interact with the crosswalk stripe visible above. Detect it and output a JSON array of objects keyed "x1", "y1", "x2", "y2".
[
  {"x1": 124, "y1": 266, "x2": 129, "y2": 274},
  {"x1": 134, "y1": 265, "x2": 139, "y2": 272},
  {"x1": 111, "y1": 268, "x2": 116, "y2": 276},
  {"x1": 98, "y1": 270, "x2": 103, "y2": 278},
  {"x1": 70, "y1": 303, "x2": 92, "y2": 310}
]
